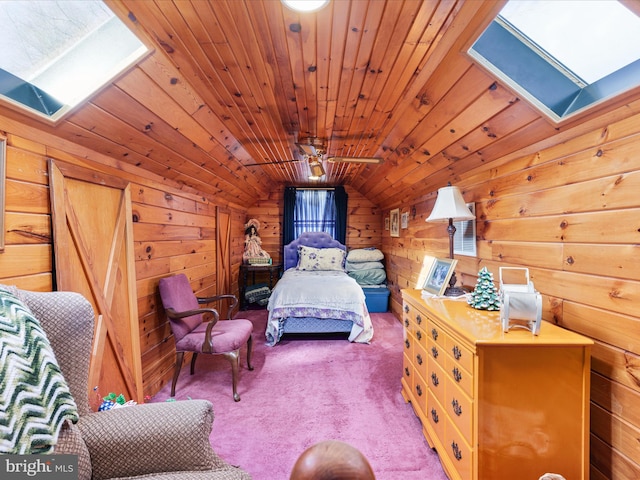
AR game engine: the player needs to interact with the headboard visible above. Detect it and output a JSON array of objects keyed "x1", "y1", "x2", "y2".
[{"x1": 283, "y1": 232, "x2": 346, "y2": 270}]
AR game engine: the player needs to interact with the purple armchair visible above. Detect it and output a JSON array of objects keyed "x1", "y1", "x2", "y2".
[{"x1": 159, "y1": 274, "x2": 254, "y2": 402}]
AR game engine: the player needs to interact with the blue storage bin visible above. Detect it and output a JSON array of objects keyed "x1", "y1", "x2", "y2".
[{"x1": 362, "y1": 287, "x2": 390, "y2": 312}]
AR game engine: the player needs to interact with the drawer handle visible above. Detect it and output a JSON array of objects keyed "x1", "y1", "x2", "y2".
[
  {"x1": 416, "y1": 354, "x2": 423, "y2": 365},
  {"x1": 416, "y1": 384, "x2": 423, "y2": 397},
  {"x1": 416, "y1": 330, "x2": 422, "y2": 341},
  {"x1": 431, "y1": 328, "x2": 438, "y2": 341},
  {"x1": 431, "y1": 372, "x2": 439, "y2": 387},
  {"x1": 404, "y1": 318, "x2": 409, "y2": 327},
  {"x1": 404, "y1": 304, "x2": 409, "y2": 313},
  {"x1": 431, "y1": 346, "x2": 439, "y2": 359},
  {"x1": 416, "y1": 314, "x2": 422, "y2": 325},
  {"x1": 452, "y1": 345, "x2": 462, "y2": 360},
  {"x1": 431, "y1": 408, "x2": 439, "y2": 424},
  {"x1": 452, "y1": 367, "x2": 462, "y2": 383},
  {"x1": 404, "y1": 367, "x2": 410, "y2": 377},
  {"x1": 451, "y1": 398, "x2": 463, "y2": 416},
  {"x1": 405, "y1": 339, "x2": 410, "y2": 349},
  {"x1": 451, "y1": 441, "x2": 462, "y2": 461}
]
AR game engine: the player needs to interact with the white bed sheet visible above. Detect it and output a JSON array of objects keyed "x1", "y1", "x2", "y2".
[{"x1": 266, "y1": 269, "x2": 373, "y2": 346}]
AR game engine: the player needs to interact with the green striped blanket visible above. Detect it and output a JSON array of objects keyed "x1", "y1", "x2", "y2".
[{"x1": 0, "y1": 286, "x2": 78, "y2": 453}]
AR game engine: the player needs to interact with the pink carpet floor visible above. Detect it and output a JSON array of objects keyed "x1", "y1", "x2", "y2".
[{"x1": 151, "y1": 309, "x2": 448, "y2": 480}]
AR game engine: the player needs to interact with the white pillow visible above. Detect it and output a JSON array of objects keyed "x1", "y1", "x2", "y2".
[
  {"x1": 297, "y1": 246, "x2": 346, "y2": 271},
  {"x1": 346, "y1": 248, "x2": 384, "y2": 263}
]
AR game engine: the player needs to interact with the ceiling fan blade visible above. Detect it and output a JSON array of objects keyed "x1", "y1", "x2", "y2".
[
  {"x1": 327, "y1": 156, "x2": 383, "y2": 164},
  {"x1": 244, "y1": 159, "x2": 301, "y2": 167}
]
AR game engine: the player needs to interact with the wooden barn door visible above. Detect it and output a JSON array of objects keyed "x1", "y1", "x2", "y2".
[
  {"x1": 49, "y1": 160, "x2": 142, "y2": 409},
  {"x1": 216, "y1": 206, "x2": 232, "y2": 318}
]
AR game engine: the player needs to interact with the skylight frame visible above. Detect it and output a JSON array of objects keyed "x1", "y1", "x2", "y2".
[
  {"x1": 0, "y1": 1, "x2": 150, "y2": 124},
  {"x1": 467, "y1": 0, "x2": 640, "y2": 125}
]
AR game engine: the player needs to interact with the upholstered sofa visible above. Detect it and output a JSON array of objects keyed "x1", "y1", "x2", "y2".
[{"x1": 1, "y1": 285, "x2": 251, "y2": 480}]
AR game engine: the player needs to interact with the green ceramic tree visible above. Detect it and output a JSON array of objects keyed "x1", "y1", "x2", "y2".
[{"x1": 468, "y1": 267, "x2": 500, "y2": 310}]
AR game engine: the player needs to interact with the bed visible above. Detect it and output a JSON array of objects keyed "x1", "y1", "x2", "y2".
[{"x1": 265, "y1": 232, "x2": 374, "y2": 346}]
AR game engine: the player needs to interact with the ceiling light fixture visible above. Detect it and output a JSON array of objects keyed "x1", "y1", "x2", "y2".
[
  {"x1": 308, "y1": 158, "x2": 325, "y2": 179},
  {"x1": 281, "y1": 0, "x2": 330, "y2": 13},
  {"x1": 327, "y1": 157, "x2": 384, "y2": 164}
]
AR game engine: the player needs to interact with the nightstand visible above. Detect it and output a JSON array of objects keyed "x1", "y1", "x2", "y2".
[{"x1": 239, "y1": 263, "x2": 282, "y2": 310}]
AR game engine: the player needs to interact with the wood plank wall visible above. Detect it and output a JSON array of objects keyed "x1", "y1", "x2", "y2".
[
  {"x1": 381, "y1": 110, "x2": 640, "y2": 480},
  {"x1": 0, "y1": 129, "x2": 247, "y2": 399}
]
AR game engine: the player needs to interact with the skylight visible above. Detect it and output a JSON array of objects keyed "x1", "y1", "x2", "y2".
[
  {"x1": 0, "y1": 1, "x2": 148, "y2": 122},
  {"x1": 469, "y1": 0, "x2": 640, "y2": 122}
]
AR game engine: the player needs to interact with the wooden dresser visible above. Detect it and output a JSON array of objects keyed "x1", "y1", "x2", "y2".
[{"x1": 401, "y1": 289, "x2": 592, "y2": 480}]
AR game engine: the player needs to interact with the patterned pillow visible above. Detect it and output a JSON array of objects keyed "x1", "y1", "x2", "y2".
[
  {"x1": 346, "y1": 248, "x2": 384, "y2": 262},
  {"x1": 297, "y1": 246, "x2": 346, "y2": 271}
]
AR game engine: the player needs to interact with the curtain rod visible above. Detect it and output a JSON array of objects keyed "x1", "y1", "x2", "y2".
[{"x1": 294, "y1": 187, "x2": 336, "y2": 191}]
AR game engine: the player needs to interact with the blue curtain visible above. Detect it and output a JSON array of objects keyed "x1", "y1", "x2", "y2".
[
  {"x1": 283, "y1": 187, "x2": 297, "y2": 245},
  {"x1": 283, "y1": 186, "x2": 347, "y2": 245},
  {"x1": 334, "y1": 186, "x2": 347, "y2": 245}
]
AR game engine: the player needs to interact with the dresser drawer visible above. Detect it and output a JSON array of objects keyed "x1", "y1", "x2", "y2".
[
  {"x1": 413, "y1": 369, "x2": 428, "y2": 416},
  {"x1": 414, "y1": 322, "x2": 428, "y2": 350},
  {"x1": 427, "y1": 318, "x2": 446, "y2": 351},
  {"x1": 427, "y1": 352, "x2": 447, "y2": 408},
  {"x1": 444, "y1": 333, "x2": 474, "y2": 373},
  {"x1": 403, "y1": 326, "x2": 414, "y2": 358},
  {"x1": 445, "y1": 353, "x2": 473, "y2": 398},
  {"x1": 414, "y1": 339, "x2": 428, "y2": 380},
  {"x1": 427, "y1": 334, "x2": 446, "y2": 373},
  {"x1": 404, "y1": 302, "x2": 425, "y2": 345},
  {"x1": 427, "y1": 390, "x2": 446, "y2": 443},
  {"x1": 402, "y1": 351, "x2": 413, "y2": 396},
  {"x1": 446, "y1": 378, "x2": 473, "y2": 444},
  {"x1": 445, "y1": 419, "x2": 473, "y2": 480}
]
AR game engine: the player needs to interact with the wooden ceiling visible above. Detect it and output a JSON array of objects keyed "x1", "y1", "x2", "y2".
[
  {"x1": 5, "y1": 0, "x2": 638, "y2": 209},
  {"x1": 107, "y1": 0, "x2": 508, "y2": 208}
]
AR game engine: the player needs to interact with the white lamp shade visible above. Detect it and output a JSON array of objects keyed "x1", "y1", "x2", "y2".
[{"x1": 426, "y1": 185, "x2": 475, "y2": 222}]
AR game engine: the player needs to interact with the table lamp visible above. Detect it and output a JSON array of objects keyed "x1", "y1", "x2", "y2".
[{"x1": 426, "y1": 183, "x2": 475, "y2": 296}]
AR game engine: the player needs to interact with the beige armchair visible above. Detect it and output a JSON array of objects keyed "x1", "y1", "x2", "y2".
[{"x1": 12, "y1": 287, "x2": 251, "y2": 480}]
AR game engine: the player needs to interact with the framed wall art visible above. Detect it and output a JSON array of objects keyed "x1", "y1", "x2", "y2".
[
  {"x1": 390, "y1": 208, "x2": 400, "y2": 237},
  {"x1": 423, "y1": 257, "x2": 457, "y2": 296}
]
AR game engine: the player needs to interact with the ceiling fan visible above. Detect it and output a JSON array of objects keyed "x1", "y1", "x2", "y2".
[{"x1": 243, "y1": 137, "x2": 384, "y2": 168}]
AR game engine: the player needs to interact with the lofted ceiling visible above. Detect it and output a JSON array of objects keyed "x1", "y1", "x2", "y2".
[{"x1": 3, "y1": 0, "x2": 639, "y2": 209}]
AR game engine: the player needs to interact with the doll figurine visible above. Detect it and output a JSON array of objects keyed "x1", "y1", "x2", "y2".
[{"x1": 243, "y1": 218, "x2": 271, "y2": 263}]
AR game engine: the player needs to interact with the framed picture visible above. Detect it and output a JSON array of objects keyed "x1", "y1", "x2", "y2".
[
  {"x1": 384, "y1": 216, "x2": 389, "y2": 231},
  {"x1": 401, "y1": 211, "x2": 408, "y2": 229},
  {"x1": 390, "y1": 208, "x2": 400, "y2": 237},
  {"x1": 423, "y1": 257, "x2": 458, "y2": 296}
]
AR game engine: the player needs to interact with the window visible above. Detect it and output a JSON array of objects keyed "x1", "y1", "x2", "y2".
[
  {"x1": 293, "y1": 189, "x2": 337, "y2": 239},
  {"x1": 283, "y1": 186, "x2": 348, "y2": 245},
  {"x1": 468, "y1": 0, "x2": 640, "y2": 123},
  {"x1": 453, "y1": 203, "x2": 476, "y2": 257},
  {"x1": 0, "y1": 1, "x2": 148, "y2": 122}
]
